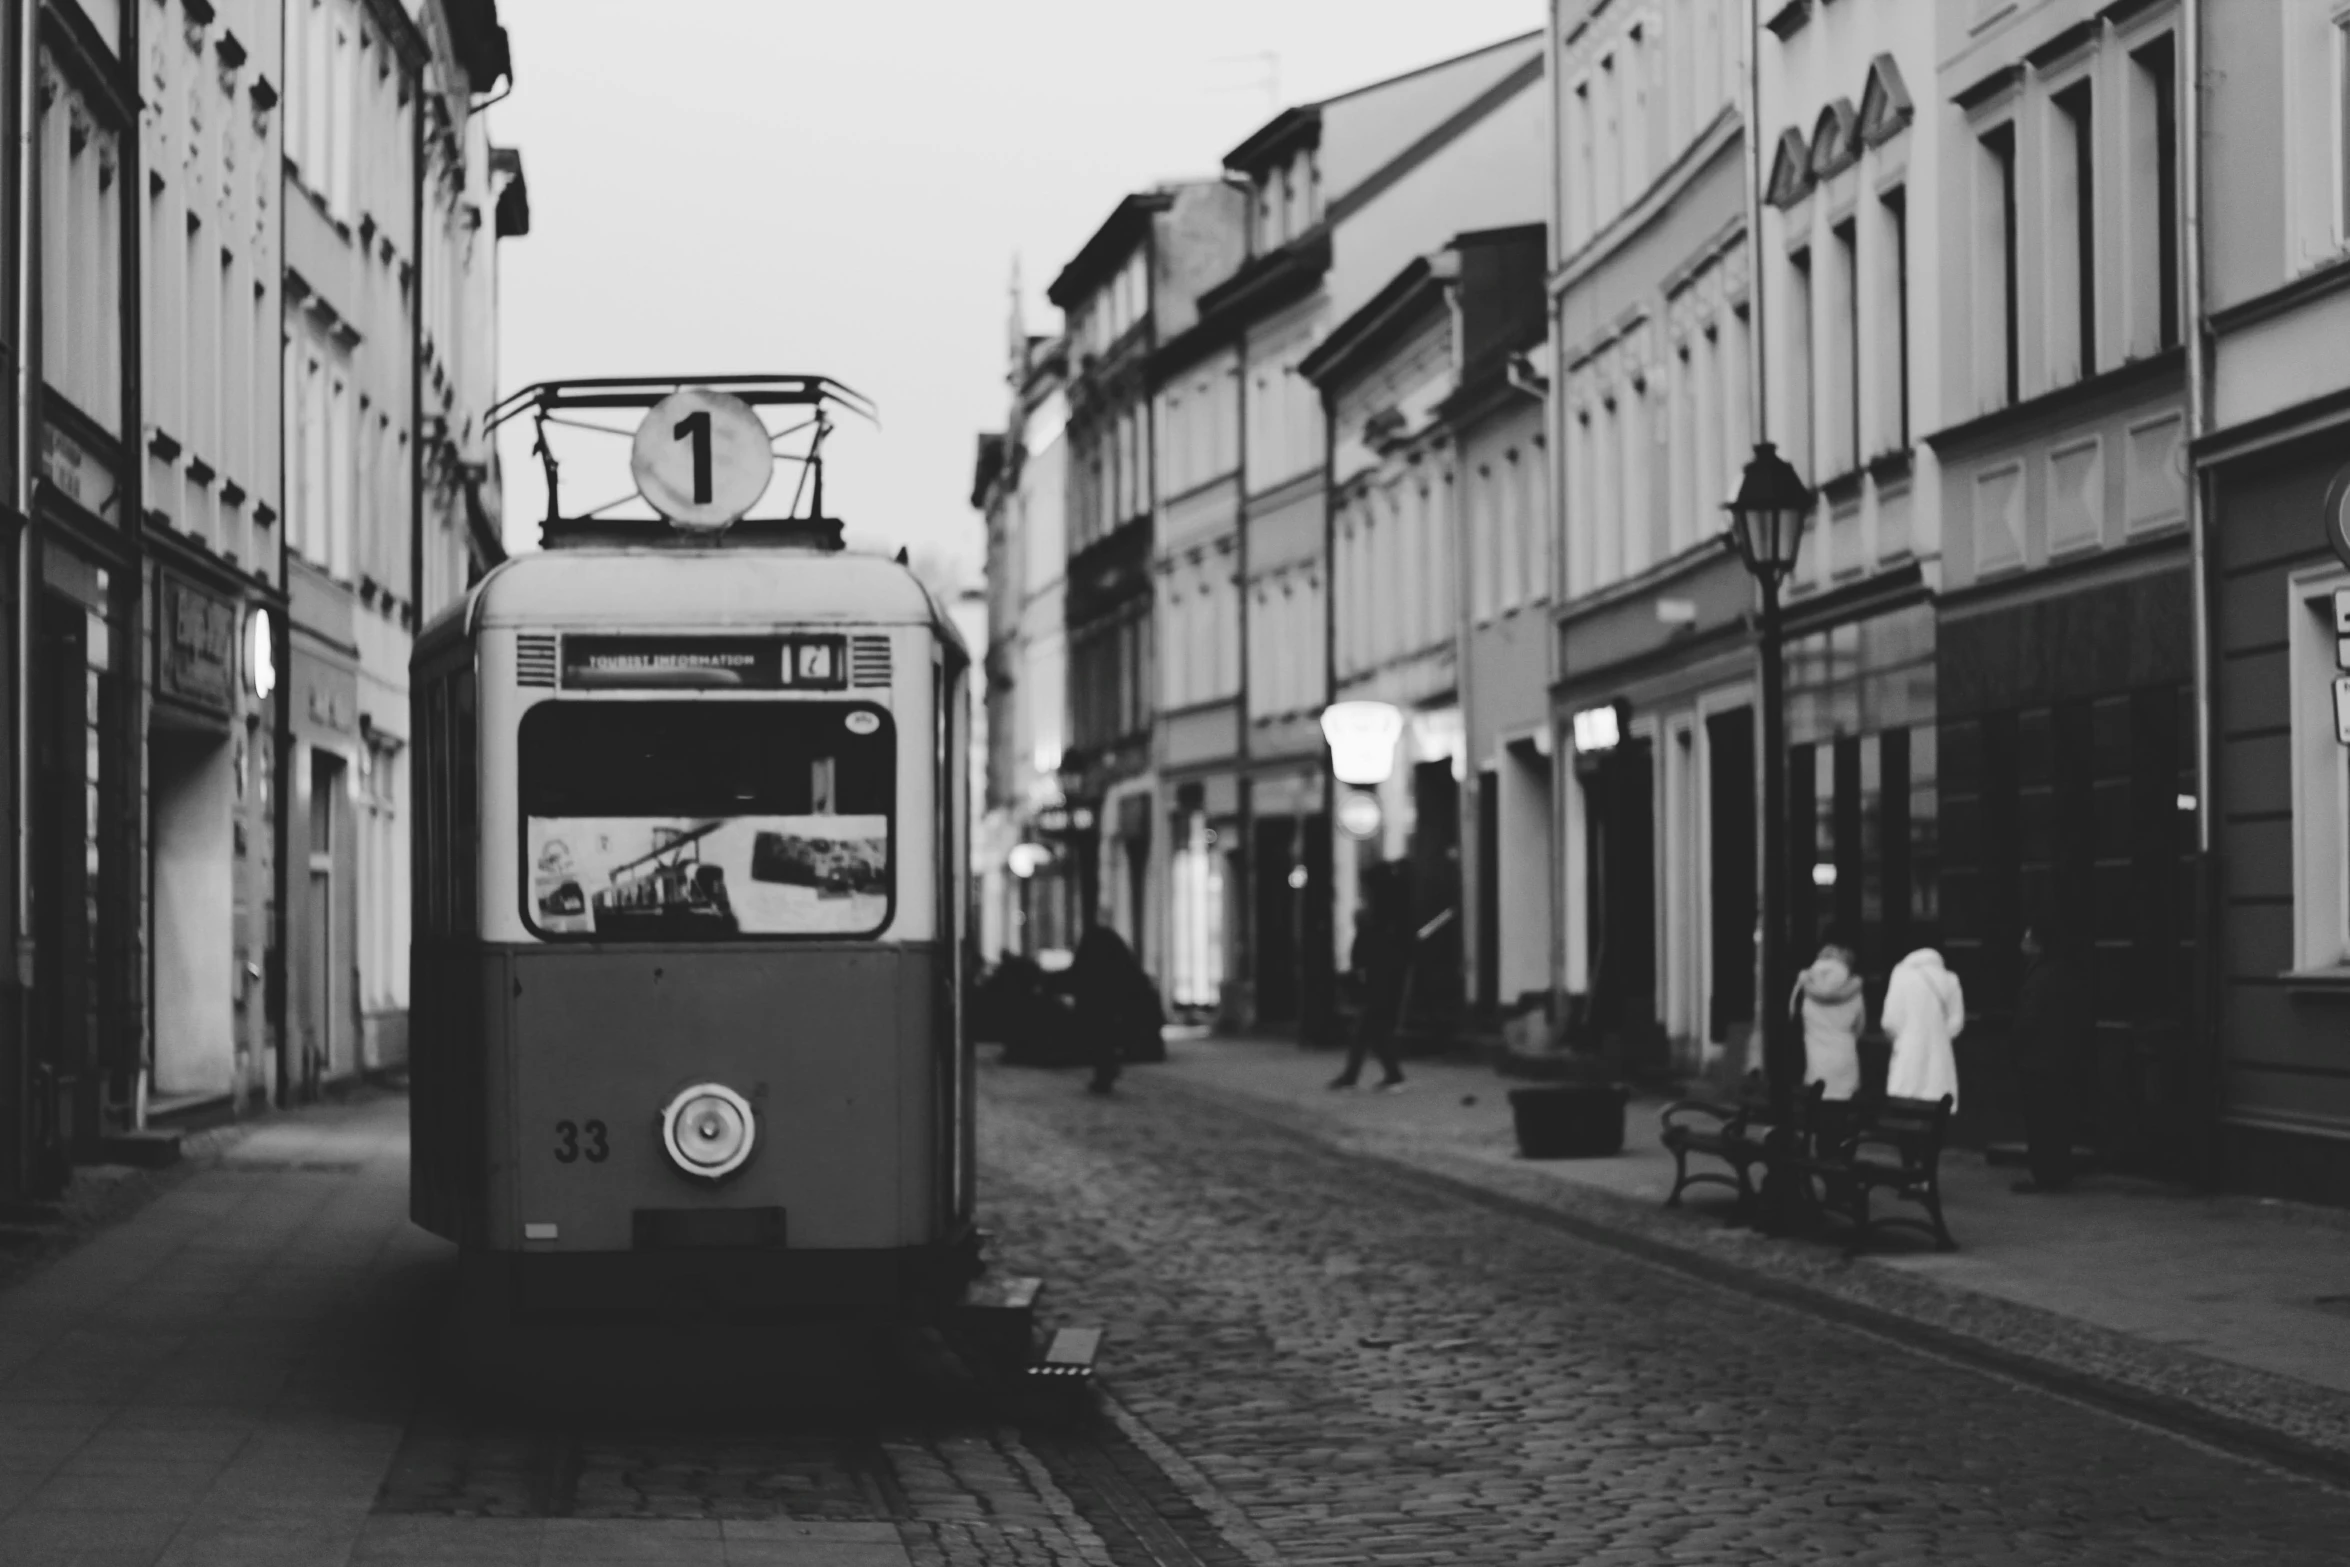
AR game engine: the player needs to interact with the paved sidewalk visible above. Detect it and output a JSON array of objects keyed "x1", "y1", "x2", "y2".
[
  {"x1": 0, "y1": 1096, "x2": 923, "y2": 1567},
  {"x1": 1138, "y1": 1033, "x2": 2350, "y2": 1474}
]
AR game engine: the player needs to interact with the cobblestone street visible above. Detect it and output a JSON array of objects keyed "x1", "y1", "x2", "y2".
[
  {"x1": 976, "y1": 1061, "x2": 2350, "y2": 1565},
  {"x1": 5, "y1": 1069, "x2": 2350, "y2": 1564}
]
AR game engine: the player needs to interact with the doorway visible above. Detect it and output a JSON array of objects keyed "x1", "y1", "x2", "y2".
[
  {"x1": 305, "y1": 750, "x2": 346, "y2": 1092},
  {"x1": 1584, "y1": 738, "x2": 1657, "y2": 1053}
]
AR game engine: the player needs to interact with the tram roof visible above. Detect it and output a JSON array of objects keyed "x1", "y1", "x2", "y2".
[{"x1": 454, "y1": 546, "x2": 960, "y2": 643}]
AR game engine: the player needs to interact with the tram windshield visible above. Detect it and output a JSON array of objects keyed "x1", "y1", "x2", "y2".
[{"x1": 518, "y1": 700, "x2": 894, "y2": 939}]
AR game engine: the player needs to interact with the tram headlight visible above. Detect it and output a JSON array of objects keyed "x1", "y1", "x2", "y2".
[{"x1": 659, "y1": 1083, "x2": 757, "y2": 1180}]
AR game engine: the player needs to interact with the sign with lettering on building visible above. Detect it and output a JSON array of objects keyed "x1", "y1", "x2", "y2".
[
  {"x1": 41, "y1": 418, "x2": 122, "y2": 525},
  {"x1": 159, "y1": 575, "x2": 236, "y2": 714}
]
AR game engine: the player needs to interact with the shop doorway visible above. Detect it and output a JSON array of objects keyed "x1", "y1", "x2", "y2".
[
  {"x1": 1584, "y1": 739, "x2": 1657, "y2": 1057},
  {"x1": 32, "y1": 592, "x2": 118, "y2": 1167},
  {"x1": 150, "y1": 726, "x2": 234, "y2": 1099},
  {"x1": 1253, "y1": 814, "x2": 1299, "y2": 1026},
  {"x1": 1706, "y1": 708, "x2": 1757, "y2": 1051},
  {"x1": 305, "y1": 751, "x2": 346, "y2": 1092},
  {"x1": 1476, "y1": 768, "x2": 1499, "y2": 1013}
]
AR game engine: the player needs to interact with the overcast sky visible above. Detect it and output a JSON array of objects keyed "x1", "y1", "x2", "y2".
[{"x1": 488, "y1": 0, "x2": 1545, "y2": 579}]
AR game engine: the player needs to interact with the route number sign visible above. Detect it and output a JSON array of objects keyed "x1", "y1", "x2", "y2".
[{"x1": 631, "y1": 388, "x2": 774, "y2": 531}]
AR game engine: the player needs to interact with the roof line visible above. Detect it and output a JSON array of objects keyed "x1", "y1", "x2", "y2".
[
  {"x1": 1326, "y1": 49, "x2": 1545, "y2": 228},
  {"x1": 1315, "y1": 29, "x2": 1544, "y2": 112}
]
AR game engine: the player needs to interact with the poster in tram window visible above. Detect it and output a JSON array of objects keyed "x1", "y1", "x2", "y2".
[{"x1": 529, "y1": 814, "x2": 890, "y2": 938}]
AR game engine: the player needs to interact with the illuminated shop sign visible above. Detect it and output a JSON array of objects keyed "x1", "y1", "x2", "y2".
[
  {"x1": 1571, "y1": 700, "x2": 1629, "y2": 755},
  {"x1": 560, "y1": 634, "x2": 848, "y2": 690}
]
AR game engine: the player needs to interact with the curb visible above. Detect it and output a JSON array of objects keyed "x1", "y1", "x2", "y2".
[{"x1": 1149, "y1": 1068, "x2": 2350, "y2": 1496}]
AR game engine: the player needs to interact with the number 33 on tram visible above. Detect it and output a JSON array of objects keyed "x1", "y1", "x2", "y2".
[{"x1": 406, "y1": 382, "x2": 975, "y2": 1326}]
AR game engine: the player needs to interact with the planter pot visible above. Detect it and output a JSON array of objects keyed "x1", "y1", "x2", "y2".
[{"x1": 1508, "y1": 1083, "x2": 1629, "y2": 1159}]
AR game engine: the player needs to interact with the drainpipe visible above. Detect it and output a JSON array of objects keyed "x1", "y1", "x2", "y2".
[
  {"x1": 2180, "y1": 0, "x2": 2216, "y2": 1186},
  {"x1": 11, "y1": 0, "x2": 42, "y2": 1194}
]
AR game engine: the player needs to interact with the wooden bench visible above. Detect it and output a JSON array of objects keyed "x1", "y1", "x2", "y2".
[
  {"x1": 1660, "y1": 1078, "x2": 1958, "y2": 1252},
  {"x1": 1794, "y1": 1091, "x2": 1958, "y2": 1252},
  {"x1": 1659, "y1": 1072, "x2": 1779, "y2": 1213}
]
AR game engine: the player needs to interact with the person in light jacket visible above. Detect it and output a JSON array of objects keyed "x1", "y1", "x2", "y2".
[
  {"x1": 1790, "y1": 934, "x2": 1866, "y2": 1101},
  {"x1": 1880, "y1": 947, "x2": 1965, "y2": 1108}
]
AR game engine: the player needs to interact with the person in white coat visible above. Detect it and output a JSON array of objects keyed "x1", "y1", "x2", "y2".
[
  {"x1": 1790, "y1": 938, "x2": 1866, "y2": 1101},
  {"x1": 1880, "y1": 948, "x2": 1965, "y2": 1108}
]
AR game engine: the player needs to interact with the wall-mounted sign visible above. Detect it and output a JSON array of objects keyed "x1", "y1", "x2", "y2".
[
  {"x1": 632, "y1": 387, "x2": 775, "y2": 532},
  {"x1": 1321, "y1": 700, "x2": 1404, "y2": 786},
  {"x1": 1571, "y1": 699, "x2": 1629, "y2": 755},
  {"x1": 560, "y1": 634, "x2": 847, "y2": 690},
  {"x1": 159, "y1": 575, "x2": 236, "y2": 714},
  {"x1": 2327, "y1": 468, "x2": 2350, "y2": 572},
  {"x1": 41, "y1": 418, "x2": 121, "y2": 525},
  {"x1": 247, "y1": 607, "x2": 277, "y2": 700},
  {"x1": 2335, "y1": 675, "x2": 2350, "y2": 747},
  {"x1": 1337, "y1": 789, "x2": 1383, "y2": 840}
]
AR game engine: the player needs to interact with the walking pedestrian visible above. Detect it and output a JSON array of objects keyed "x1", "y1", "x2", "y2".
[
  {"x1": 2012, "y1": 920, "x2": 2090, "y2": 1193},
  {"x1": 1330, "y1": 865, "x2": 1410, "y2": 1091},
  {"x1": 1068, "y1": 925, "x2": 1156, "y2": 1095},
  {"x1": 1881, "y1": 946, "x2": 1965, "y2": 1109},
  {"x1": 1791, "y1": 931, "x2": 1865, "y2": 1101}
]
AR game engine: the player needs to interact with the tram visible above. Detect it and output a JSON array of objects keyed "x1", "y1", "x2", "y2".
[{"x1": 407, "y1": 377, "x2": 981, "y2": 1328}]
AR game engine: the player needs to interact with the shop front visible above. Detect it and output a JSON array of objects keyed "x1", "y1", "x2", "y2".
[
  {"x1": 1329, "y1": 703, "x2": 1463, "y2": 1037},
  {"x1": 29, "y1": 519, "x2": 139, "y2": 1169},
  {"x1": 1555, "y1": 546, "x2": 1757, "y2": 1081},
  {"x1": 145, "y1": 556, "x2": 280, "y2": 1113},
  {"x1": 286, "y1": 558, "x2": 361, "y2": 1097}
]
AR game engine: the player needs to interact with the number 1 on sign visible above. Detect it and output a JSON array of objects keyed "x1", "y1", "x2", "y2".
[{"x1": 673, "y1": 410, "x2": 713, "y2": 504}]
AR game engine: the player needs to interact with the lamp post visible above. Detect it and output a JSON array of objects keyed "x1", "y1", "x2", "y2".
[{"x1": 1724, "y1": 440, "x2": 1813, "y2": 1230}]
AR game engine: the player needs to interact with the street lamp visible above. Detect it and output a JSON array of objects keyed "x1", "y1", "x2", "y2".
[{"x1": 1724, "y1": 440, "x2": 1812, "y2": 1230}]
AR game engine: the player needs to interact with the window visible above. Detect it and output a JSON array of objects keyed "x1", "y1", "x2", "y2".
[
  {"x1": 1980, "y1": 122, "x2": 2020, "y2": 408},
  {"x1": 1881, "y1": 186, "x2": 1910, "y2": 448},
  {"x1": 1786, "y1": 248, "x2": 1815, "y2": 478},
  {"x1": 2290, "y1": 566, "x2": 2350, "y2": 971},
  {"x1": 518, "y1": 700, "x2": 896, "y2": 940},
  {"x1": 2052, "y1": 79, "x2": 2096, "y2": 382},
  {"x1": 1832, "y1": 217, "x2": 1860, "y2": 476},
  {"x1": 2337, "y1": 16, "x2": 2350, "y2": 243},
  {"x1": 2132, "y1": 34, "x2": 2179, "y2": 352}
]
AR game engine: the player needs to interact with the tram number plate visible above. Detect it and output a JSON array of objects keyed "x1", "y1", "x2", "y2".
[{"x1": 554, "y1": 1119, "x2": 609, "y2": 1164}]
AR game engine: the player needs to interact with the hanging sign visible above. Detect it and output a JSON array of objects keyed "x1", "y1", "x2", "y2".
[
  {"x1": 1337, "y1": 789, "x2": 1383, "y2": 840},
  {"x1": 631, "y1": 387, "x2": 775, "y2": 531}
]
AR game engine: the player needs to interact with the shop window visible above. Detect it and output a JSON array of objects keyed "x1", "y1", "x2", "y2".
[{"x1": 2288, "y1": 564, "x2": 2350, "y2": 973}]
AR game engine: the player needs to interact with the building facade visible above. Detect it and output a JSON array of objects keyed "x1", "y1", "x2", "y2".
[
  {"x1": 11, "y1": 0, "x2": 147, "y2": 1185},
  {"x1": 1924, "y1": 0, "x2": 2193, "y2": 1170},
  {"x1": 280, "y1": 0, "x2": 514, "y2": 1096},
  {"x1": 1177, "y1": 33, "x2": 1546, "y2": 1036},
  {"x1": 140, "y1": 0, "x2": 287, "y2": 1115},
  {"x1": 2199, "y1": 0, "x2": 2350, "y2": 1202},
  {"x1": 1550, "y1": 0, "x2": 1757, "y2": 1079},
  {"x1": 1050, "y1": 182, "x2": 1244, "y2": 984},
  {"x1": 1438, "y1": 226, "x2": 1551, "y2": 1025},
  {"x1": 972, "y1": 323, "x2": 1076, "y2": 964},
  {"x1": 1303, "y1": 250, "x2": 1467, "y2": 1025}
]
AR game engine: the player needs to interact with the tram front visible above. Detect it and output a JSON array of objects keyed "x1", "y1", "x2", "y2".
[{"x1": 408, "y1": 379, "x2": 975, "y2": 1326}]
